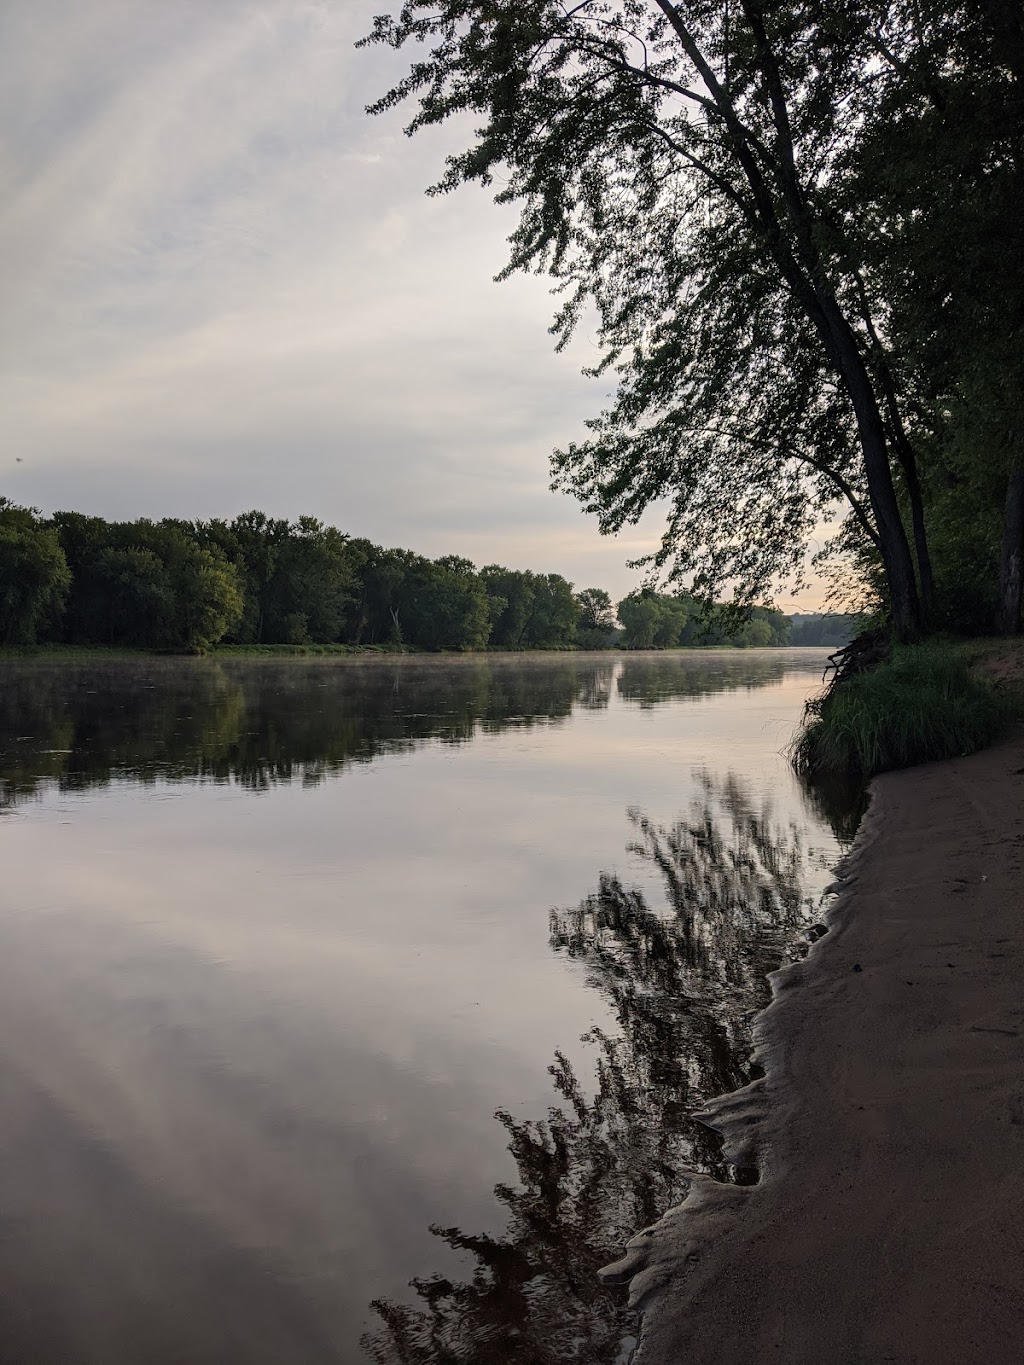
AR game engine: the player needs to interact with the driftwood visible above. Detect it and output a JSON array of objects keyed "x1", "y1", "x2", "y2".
[{"x1": 822, "y1": 628, "x2": 891, "y2": 690}]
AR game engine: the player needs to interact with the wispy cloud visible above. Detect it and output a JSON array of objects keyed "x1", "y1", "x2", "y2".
[{"x1": 0, "y1": 1, "x2": 827, "y2": 605}]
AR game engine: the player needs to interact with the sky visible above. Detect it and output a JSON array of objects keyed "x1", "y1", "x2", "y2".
[{"x1": 0, "y1": 1, "x2": 828, "y2": 607}]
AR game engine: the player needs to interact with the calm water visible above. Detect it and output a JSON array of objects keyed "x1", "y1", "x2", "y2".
[{"x1": 0, "y1": 652, "x2": 852, "y2": 1364}]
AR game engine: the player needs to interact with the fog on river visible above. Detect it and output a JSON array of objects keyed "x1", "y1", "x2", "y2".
[{"x1": 0, "y1": 651, "x2": 855, "y2": 1364}]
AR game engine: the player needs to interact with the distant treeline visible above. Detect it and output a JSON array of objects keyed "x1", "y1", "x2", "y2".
[
  {"x1": 0, "y1": 500, "x2": 853, "y2": 652},
  {"x1": 786, "y1": 614, "x2": 857, "y2": 647}
]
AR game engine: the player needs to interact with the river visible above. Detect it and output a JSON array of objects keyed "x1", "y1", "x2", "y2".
[{"x1": 0, "y1": 651, "x2": 853, "y2": 1364}]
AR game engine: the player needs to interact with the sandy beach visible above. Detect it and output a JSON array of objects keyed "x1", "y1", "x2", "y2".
[{"x1": 603, "y1": 725, "x2": 1024, "y2": 1363}]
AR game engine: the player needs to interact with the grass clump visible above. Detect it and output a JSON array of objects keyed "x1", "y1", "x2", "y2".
[{"x1": 792, "y1": 641, "x2": 1013, "y2": 780}]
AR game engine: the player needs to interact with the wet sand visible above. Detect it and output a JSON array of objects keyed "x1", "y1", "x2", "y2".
[{"x1": 603, "y1": 728, "x2": 1024, "y2": 1363}]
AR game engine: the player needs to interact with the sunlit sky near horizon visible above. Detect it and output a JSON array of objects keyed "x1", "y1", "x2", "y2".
[{"x1": 1, "y1": 1, "x2": 830, "y2": 608}]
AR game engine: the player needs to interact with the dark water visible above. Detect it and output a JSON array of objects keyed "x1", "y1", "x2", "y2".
[{"x1": 0, "y1": 652, "x2": 853, "y2": 1364}]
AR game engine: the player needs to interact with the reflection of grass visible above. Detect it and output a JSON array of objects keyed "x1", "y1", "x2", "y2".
[
  {"x1": 798, "y1": 770, "x2": 869, "y2": 846},
  {"x1": 792, "y1": 642, "x2": 1015, "y2": 781}
]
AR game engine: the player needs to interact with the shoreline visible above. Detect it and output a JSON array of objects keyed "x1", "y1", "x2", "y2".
[
  {"x1": 604, "y1": 727, "x2": 1024, "y2": 1362},
  {"x1": 0, "y1": 643, "x2": 838, "y2": 660}
]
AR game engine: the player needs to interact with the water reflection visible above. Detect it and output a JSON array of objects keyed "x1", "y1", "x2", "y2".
[
  {"x1": 800, "y1": 770, "x2": 869, "y2": 846},
  {"x1": 0, "y1": 657, "x2": 611, "y2": 807},
  {"x1": 0, "y1": 652, "x2": 852, "y2": 1363},
  {"x1": 616, "y1": 653, "x2": 808, "y2": 706},
  {"x1": 0, "y1": 652, "x2": 828, "y2": 808},
  {"x1": 363, "y1": 777, "x2": 826, "y2": 1364}
]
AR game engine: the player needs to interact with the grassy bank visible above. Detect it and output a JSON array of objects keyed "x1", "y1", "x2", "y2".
[
  {"x1": 1, "y1": 641, "x2": 835, "y2": 661},
  {"x1": 792, "y1": 639, "x2": 1022, "y2": 781},
  {"x1": 0, "y1": 642, "x2": 572, "y2": 660},
  {"x1": 0, "y1": 642, "x2": 448, "y2": 660}
]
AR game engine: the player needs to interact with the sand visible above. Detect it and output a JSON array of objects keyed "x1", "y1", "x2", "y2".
[{"x1": 601, "y1": 728, "x2": 1024, "y2": 1363}]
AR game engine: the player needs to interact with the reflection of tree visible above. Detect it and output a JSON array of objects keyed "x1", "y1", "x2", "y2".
[
  {"x1": 0, "y1": 658, "x2": 616, "y2": 808},
  {"x1": 616, "y1": 652, "x2": 814, "y2": 707},
  {"x1": 2, "y1": 655, "x2": 852, "y2": 815},
  {"x1": 363, "y1": 778, "x2": 824, "y2": 1365}
]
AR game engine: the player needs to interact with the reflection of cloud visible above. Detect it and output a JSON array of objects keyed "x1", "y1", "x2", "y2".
[
  {"x1": 0, "y1": 759, "x2": 617, "y2": 1360},
  {"x1": 0, "y1": 891, "x2": 527, "y2": 1361},
  {"x1": 0, "y1": 2, "x2": 832, "y2": 607},
  {"x1": 0, "y1": 654, "x2": 845, "y2": 1360}
]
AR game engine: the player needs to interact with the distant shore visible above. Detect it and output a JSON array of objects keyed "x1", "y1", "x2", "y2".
[
  {"x1": 0, "y1": 642, "x2": 839, "y2": 660},
  {"x1": 603, "y1": 711, "x2": 1024, "y2": 1362}
]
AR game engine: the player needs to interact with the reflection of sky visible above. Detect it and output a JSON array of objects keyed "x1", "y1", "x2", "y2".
[{"x1": 0, "y1": 657, "x2": 842, "y2": 1362}]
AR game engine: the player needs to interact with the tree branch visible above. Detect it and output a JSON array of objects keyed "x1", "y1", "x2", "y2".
[{"x1": 689, "y1": 422, "x2": 880, "y2": 547}]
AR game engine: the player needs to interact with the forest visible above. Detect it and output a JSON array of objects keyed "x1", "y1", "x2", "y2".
[
  {"x1": 362, "y1": 1, "x2": 1023, "y2": 645},
  {"x1": 0, "y1": 501, "x2": 834, "y2": 652}
]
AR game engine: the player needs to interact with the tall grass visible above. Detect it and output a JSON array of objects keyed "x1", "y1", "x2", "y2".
[{"x1": 791, "y1": 642, "x2": 1013, "y2": 780}]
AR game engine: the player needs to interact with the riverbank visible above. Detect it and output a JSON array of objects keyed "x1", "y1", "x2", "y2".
[
  {"x1": 604, "y1": 720, "x2": 1024, "y2": 1362},
  {"x1": 0, "y1": 642, "x2": 821, "y2": 660}
]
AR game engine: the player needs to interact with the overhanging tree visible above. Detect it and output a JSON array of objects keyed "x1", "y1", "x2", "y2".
[
  {"x1": 360, "y1": 0, "x2": 963, "y2": 638},
  {"x1": 842, "y1": 0, "x2": 1024, "y2": 634}
]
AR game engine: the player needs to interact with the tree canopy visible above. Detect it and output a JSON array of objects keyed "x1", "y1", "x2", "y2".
[
  {"x1": 0, "y1": 498, "x2": 70, "y2": 647},
  {"x1": 362, "y1": 0, "x2": 1024, "y2": 639},
  {"x1": 0, "y1": 501, "x2": 853, "y2": 652},
  {"x1": 0, "y1": 504, "x2": 590, "y2": 652}
]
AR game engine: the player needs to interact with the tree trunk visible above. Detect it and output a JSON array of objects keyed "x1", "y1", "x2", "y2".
[
  {"x1": 848, "y1": 269, "x2": 936, "y2": 618},
  {"x1": 901, "y1": 452, "x2": 936, "y2": 619},
  {"x1": 997, "y1": 467, "x2": 1024, "y2": 635},
  {"x1": 875, "y1": 365, "x2": 935, "y2": 616},
  {"x1": 653, "y1": 1, "x2": 922, "y2": 637},
  {"x1": 819, "y1": 300, "x2": 922, "y2": 639},
  {"x1": 858, "y1": 416, "x2": 922, "y2": 641}
]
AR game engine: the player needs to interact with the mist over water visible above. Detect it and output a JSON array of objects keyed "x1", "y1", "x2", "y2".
[{"x1": 0, "y1": 651, "x2": 851, "y2": 1363}]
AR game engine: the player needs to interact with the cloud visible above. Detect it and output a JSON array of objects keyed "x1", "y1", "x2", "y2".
[{"x1": 0, "y1": 1, "x2": 831, "y2": 607}]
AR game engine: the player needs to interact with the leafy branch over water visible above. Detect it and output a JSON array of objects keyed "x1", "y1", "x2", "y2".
[{"x1": 363, "y1": 779, "x2": 836, "y2": 1365}]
